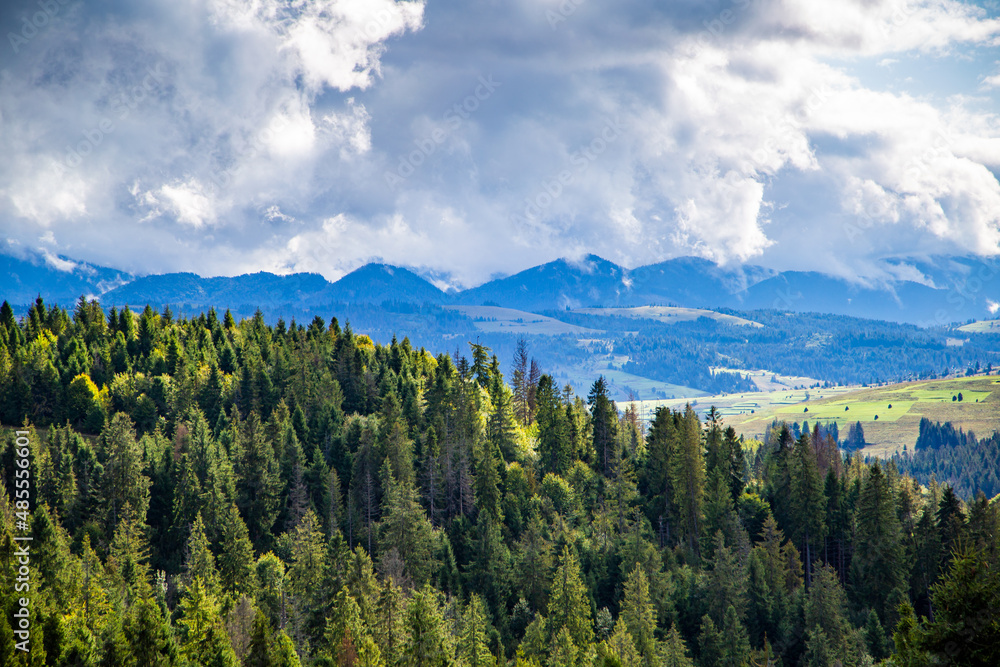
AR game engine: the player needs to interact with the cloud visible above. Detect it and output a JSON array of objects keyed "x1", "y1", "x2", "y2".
[{"x1": 1, "y1": 0, "x2": 1000, "y2": 287}]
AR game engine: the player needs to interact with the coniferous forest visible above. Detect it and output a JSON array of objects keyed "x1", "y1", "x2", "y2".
[{"x1": 1, "y1": 297, "x2": 999, "y2": 666}]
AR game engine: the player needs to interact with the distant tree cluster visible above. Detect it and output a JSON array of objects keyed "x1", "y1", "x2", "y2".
[
  {"x1": 893, "y1": 425, "x2": 1000, "y2": 499},
  {"x1": 914, "y1": 417, "x2": 977, "y2": 451},
  {"x1": 0, "y1": 297, "x2": 998, "y2": 666}
]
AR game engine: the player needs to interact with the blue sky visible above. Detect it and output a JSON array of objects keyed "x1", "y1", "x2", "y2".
[{"x1": 2, "y1": 0, "x2": 1000, "y2": 288}]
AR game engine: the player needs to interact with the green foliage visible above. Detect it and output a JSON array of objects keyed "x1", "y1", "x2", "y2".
[{"x1": 0, "y1": 299, "x2": 997, "y2": 667}]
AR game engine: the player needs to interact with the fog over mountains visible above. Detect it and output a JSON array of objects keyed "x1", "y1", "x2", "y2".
[{"x1": 4, "y1": 248, "x2": 999, "y2": 327}]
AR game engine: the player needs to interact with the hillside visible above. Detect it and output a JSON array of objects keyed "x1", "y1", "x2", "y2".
[
  {"x1": 720, "y1": 374, "x2": 1000, "y2": 454},
  {"x1": 0, "y1": 247, "x2": 132, "y2": 305},
  {"x1": 573, "y1": 305, "x2": 763, "y2": 328}
]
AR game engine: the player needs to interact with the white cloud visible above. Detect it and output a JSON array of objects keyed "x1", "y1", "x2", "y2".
[
  {"x1": 40, "y1": 249, "x2": 78, "y2": 273},
  {"x1": 2, "y1": 0, "x2": 1000, "y2": 285}
]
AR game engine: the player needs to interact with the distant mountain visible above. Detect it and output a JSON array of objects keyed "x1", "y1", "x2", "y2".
[
  {"x1": 627, "y1": 256, "x2": 773, "y2": 307},
  {"x1": 3, "y1": 247, "x2": 998, "y2": 326},
  {"x1": 98, "y1": 264, "x2": 446, "y2": 313},
  {"x1": 735, "y1": 257, "x2": 1000, "y2": 326},
  {"x1": 456, "y1": 255, "x2": 633, "y2": 310},
  {"x1": 327, "y1": 264, "x2": 446, "y2": 305},
  {"x1": 101, "y1": 272, "x2": 332, "y2": 311},
  {"x1": 0, "y1": 247, "x2": 131, "y2": 308},
  {"x1": 456, "y1": 255, "x2": 774, "y2": 311},
  {"x1": 736, "y1": 272, "x2": 944, "y2": 323}
]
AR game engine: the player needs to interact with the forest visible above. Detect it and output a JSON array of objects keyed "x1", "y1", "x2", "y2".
[{"x1": 0, "y1": 296, "x2": 998, "y2": 666}]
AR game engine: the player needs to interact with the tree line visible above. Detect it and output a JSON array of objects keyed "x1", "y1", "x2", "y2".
[{"x1": 0, "y1": 296, "x2": 997, "y2": 666}]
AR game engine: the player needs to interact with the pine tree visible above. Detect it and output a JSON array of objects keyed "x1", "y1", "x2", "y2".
[
  {"x1": 671, "y1": 405, "x2": 705, "y2": 555},
  {"x1": 705, "y1": 531, "x2": 747, "y2": 627},
  {"x1": 218, "y1": 502, "x2": 257, "y2": 599},
  {"x1": 621, "y1": 564, "x2": 657, "y2": 664},
  {"x1": 936, "y1": 485, "x2": 965, "y2": 564},
  {"x1": 235, "y1": 412, "x2": 281, "y2": 550},
  {"x1": 402, "y1": 585, "x2": 452, "y2": 667},
  {"x1": 177, "y1": 576, "x2": 240, "y2": 667},
  {"x1": 536, "y1": 375, "x2": 570, "y2": 477},
  {"x1": 287, "y1": 509, "x2": 327, "y2": 647},
  {"x1": 850, "y1": 462, "x2": 906, "y2": 624},
  {"x1": 511, "y1": 338, "x2": 531, "y2": 425},
  {"x1": 324, "y1": 589, "x2": 383, "y2": 667},
  {"x1": 460, "y1": 594, "x2": 495, "y2": 667},
  {"x1": 645, "y1": 407, "x2": 678, "y2": 546},
  {"x1": 920, "y1": 543, "x2": 1000, "y2": 665},
  {"x1": 100, "y1": 413, "x2": 151, "y2": 535},
  {"x1": 720, "y1": 604, "x2": 751, "y2": 667},
  {"x1": 791, "y1": 432, "x2": 826, "y2": 586},
  {"x1": 377, "y1": 464, "x2": 436, "y2": 586},
  {"x1": 660, "y1": 624, "x2": 695, "y2": 667},
  {"x1": 374, "y1": 580, "x2": 406, "y2": 666},
  {"x1": 588, "y1": 376, "x2": 618, "y2": 477},
  {"x1": 698, "y1": 614, "x2": 723, "y2": 667},
  {"x1": 185, "y1": 512, "x2": 221, "y2": 596},
  {"x1": 547, "y1": 546, "x2": 593, "y2": 651},
  {"x1": 124, "y1": 596, "x2": 183, "y2": 666},
  {"x1": 351, "y1": 426, "x2": 381, "y2": 554}
]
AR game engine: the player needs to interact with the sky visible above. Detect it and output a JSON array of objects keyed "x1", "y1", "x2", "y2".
[{"x1": 3, "y1": 0, "x2": 1000, "y2": 289}]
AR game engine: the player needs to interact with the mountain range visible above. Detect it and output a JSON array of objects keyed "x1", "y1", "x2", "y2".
[{"x1": 2, "y1": 247, "x2": 999, "y2": 327}]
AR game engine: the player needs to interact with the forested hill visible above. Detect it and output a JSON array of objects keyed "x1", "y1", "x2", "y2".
[{"x1": 1, "y1": 297, "x2": 999, "y2": 665}]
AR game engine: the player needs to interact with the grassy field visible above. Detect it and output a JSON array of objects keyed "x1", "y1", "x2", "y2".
[
  {"x1": 957, "y1": 319, "x2": 1000, "y2": 334},
  {"x1": 571, "y1": 305, "x2": 763, "y2": 328},
  {"x1": 633, "y1": 385, "x2": 858, "y2": 430},
  {"x1": 723, "y1": 374, "x2": 1000, "y2": 456},
  {"x1": 443, "y1": 305, "x2": 602, "y2": 335}
]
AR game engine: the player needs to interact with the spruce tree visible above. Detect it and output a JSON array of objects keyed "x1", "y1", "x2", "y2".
[
  {"x1": 621, "y1": 564, "x2": 657, "y2": 664},
  {"x1": 547, "y1": 546, "x2": 593, "y2": 651},
  {"x1": 850, "y1": 462, "x2": 906, "y2": 624}
]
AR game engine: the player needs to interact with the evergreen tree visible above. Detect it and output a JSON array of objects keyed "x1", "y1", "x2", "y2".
[
  {"x1": 100, "y1": 413, "x2": 151, "y2": 535},
  {"x1": 460, "y1": 594, "x2": 496, "y2": 667},
  {"x1": 661, "y1": 624, "x2": 695, "y2": 667},
  {"x1": 919, "y1": 543, "x2": 1000, "y2": 665},
  {"x1": 621, "y1": 564, "x2": 657, "y2": 664},
  {"x1": 588, "y1": 377, "x2": 618, "y2": 477},
  {"x1": 218, "y1": 502, "x2": 257, "y2": 600},
  {"x1": 536, "y1": 375, "x2": 570, "y2": 477},
  {"x1": 791, "y1": 432, "x2": 826, "y2": 586},
  {"x1": 672, "y1": 406, "x2": 705, "y2": 555},
  {"x1": 547, "y1": 546, "x2": 593, "y2": 651},
  {"x1": 850, "y1": 462, "x2": 906, "y2": 624},
  {"x1": 377, "y1": 464, "x2": 436, "y2": 586},
  {"x1": 235, "y1": 412, "x2": 281, "y2": 550},
  {"x1": 185, "y1": 512, "x2": 221, "y2": 596},
  {"x1": 177, "y1": 576, "x2": 240, "y2": 667},
  {"x1": 402, "y1": 585, "x2": 453, "y2": 667}
]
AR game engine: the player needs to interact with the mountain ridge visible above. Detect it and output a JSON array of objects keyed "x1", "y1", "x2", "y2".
[{"x1": 3, "y1": 249, "x2": 998, "y2": 326}]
